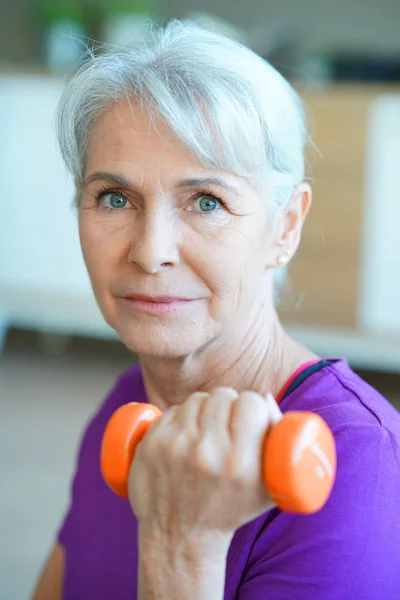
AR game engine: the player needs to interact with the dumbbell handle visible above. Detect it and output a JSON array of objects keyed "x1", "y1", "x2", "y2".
[{"x1": 101, "y1": 398, "x2": 336, "y2": 514}]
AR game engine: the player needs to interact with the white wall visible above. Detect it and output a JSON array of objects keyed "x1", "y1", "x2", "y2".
[
  {"x1": 359, "y1": 94, "x2": 400, "y2": 335},
  {"x1": 0, "y1": 74, "x2": 115, "y2": 340},
  {"x1": 0, "y1": 75, "x2": 86, "y2": 294}
]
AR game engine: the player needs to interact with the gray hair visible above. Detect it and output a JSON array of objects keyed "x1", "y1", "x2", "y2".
[{"x1": 56, "y1": 19, "x2": 309, "y2": 208}]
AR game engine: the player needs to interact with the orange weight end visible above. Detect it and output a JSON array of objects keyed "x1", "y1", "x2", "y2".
[
  {"x1": 264, "y1": 412, "x2": 336, "y2": 514},
  {"x1": 101, "y1": 403, "x2": 162, "y2": 498}
]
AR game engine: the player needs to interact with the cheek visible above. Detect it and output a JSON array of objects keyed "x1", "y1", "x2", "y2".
[
  {"x1": 78, "y1": 214, "x2": 121, "y2": 291},
  {"x1": 79, "y1": 216, "x2": 99, "y2": 277},
  {"x1": 186, "y1": 228, "x2": 266, "y2": 309}
]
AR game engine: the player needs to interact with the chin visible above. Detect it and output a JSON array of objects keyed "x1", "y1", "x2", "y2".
[
  {"x1": 113, "y1": 319, "x2": 210, "y2": 359},
  {"x1": 98, "y1": 295, "x2": 217, "y2": 359}
]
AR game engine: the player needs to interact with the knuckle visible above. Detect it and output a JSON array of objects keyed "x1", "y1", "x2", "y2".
[
  {"x1": 211, "y1": 386, "x2": 239, "y2": 400},
  {"x1": 183, "y1": 392, "x2": 209, "y2": 417},
  {"x1": 228, "y1": 453, "x2": 256, "y2": 487},
  {"x1": 187, "y1": 391, "x2": 209, "y2": 404},
  {"x1": 227, "y1": 464, "x2": 246, "y2": 488},
  {"x1": 195, "y1": 439, "x2": 221, "y2": 476},
  {"x1": 168, "y1": 432, "x2": 189, "y2": 460},
  {"x1": 140, "y1": 412, "x2": 177, "y2": 459}
]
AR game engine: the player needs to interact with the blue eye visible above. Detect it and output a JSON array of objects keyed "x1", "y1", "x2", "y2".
[
  {"x1": 99, "y1": 192, "x2": 129, "y2": 211},
  {"x1": 195, "y1": 195, "x2": 221, "y2": 212}
]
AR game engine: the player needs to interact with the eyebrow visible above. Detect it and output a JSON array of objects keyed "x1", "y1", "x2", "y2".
[
  {"x1": 82, "y1": 172, "x2": 242, "y2": 197},
  {"x1": 82, "y1": 172, "x2": 132, "y2": 188},
  {"x1": 177, "y1": 177, "x2": 241, "y2": 197}
]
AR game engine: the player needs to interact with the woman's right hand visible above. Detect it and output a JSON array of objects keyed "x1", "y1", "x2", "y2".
[{"x1": 128, "y1": 387, "x2": 280, "y2": 541}]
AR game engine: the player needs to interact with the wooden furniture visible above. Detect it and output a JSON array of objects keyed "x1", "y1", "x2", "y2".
[
  {"x1": 278, "y1": 85, "x2": 400, "y2": 370},
  {"x1": 280, "y1": 86, "x2": 370, "y2": 327}
]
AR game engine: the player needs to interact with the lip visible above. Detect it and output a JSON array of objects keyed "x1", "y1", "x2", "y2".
[
  {"x1": 124, "y1": 294, "x2": 196, "y2": 303},
  {"x1": 120, "y1": 294, "x2": 201, "y2": 314}
]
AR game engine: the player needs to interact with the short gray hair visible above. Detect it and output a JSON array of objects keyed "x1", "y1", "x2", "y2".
[{"x1": 56, "y1": 19, "x2": 309, "y2": 208}]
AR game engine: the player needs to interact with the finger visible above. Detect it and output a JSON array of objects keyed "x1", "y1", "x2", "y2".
[
  {"x1": 155, "y1": 404, "x2": 179, "y2": 429},
  {"x1": 230, "y1": 390, "x2": 270, "y2": 441},
  {"x1": 141, "y1": 404, "x2": 179, "y2": 447},
  {"x1": 194, "y1": 388, "x2": 238, "y2": 475},
  {"x1": 198, "y1": 386, "x2": 239, "y2": 440},
  {"x1": 227, "y1": 391, "x2": 272, "y2": 481},
  {"x1": 172, "y1": 391, "x2": 209, "y2": 436}
]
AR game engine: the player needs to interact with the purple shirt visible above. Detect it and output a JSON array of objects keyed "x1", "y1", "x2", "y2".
[{"x1": 58, "y1": 359, "x2": 400, "y2": 599}]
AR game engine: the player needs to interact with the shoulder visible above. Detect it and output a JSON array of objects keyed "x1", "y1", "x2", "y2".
[
  {"x1": 236, "y1": 427, "x2": 400, "y2": 598},
  {"x1": 281, "y1": 358, "x2": 400, "y2": 489},
  {"x1": 232, "y1": 363, "x2": 400, "y2": 598},
  {"x1": 281, "y1": 358, "x2": 400, "y2": 440}
]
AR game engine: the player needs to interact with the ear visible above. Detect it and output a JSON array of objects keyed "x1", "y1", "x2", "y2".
[{"x1": 268, "y1": 183, "x2": 312, "y2": 268}]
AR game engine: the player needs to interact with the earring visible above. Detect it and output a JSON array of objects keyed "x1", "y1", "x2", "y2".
[{"x1": 276, "y1": 251, "x2": 291, "y2": 268}]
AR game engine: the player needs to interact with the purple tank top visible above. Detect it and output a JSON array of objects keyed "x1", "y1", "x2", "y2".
[{"x1": 58, "y1": 358, "x2": 400, "y2": 599}]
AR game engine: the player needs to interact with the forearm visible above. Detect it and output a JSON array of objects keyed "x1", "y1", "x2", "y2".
[{"x1": 137, "y1": 529, "x2": 231, "y2": 600}]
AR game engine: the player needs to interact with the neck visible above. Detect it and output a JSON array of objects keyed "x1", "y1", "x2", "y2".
[{"x1": 139, "y1": 296, "x2": 317, "y2": 411}]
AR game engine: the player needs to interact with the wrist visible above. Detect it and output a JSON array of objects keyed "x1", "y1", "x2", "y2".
[
  {"x1": 138, "y1": 524, "x2": 232, "y2": 599},
  {"x1": 138, "y1": 524, "x2": 232, "y2": 571}
]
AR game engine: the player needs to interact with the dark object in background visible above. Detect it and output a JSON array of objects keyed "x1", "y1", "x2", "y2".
[{"x1": 330, "y1": 52, "x2": 400, "y2": 82}]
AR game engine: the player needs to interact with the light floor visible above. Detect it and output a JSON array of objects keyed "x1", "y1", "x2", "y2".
[
  {"x1": 1, "y1": 329, "x2": 399, "y2": 599},
  {"x1": 0, "y1": 330, "x2": 133, "y2": 599}
]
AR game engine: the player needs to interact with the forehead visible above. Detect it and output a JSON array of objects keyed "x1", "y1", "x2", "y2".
[
  {"x1": 84, "y1": 98, "x2": 269, "y2": 209},
  {"x1": 87, "y1": 98, "x2": 199, "y2": 170}
]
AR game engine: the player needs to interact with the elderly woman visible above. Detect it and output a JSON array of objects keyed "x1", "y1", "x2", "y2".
[{"x1": 33, "y1": 20, "x2": 400, "y2": 600}]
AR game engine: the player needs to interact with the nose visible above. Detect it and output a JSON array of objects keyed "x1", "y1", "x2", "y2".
[{"x1": 127, "y1": 210, "x2": 180, "y2": 274}]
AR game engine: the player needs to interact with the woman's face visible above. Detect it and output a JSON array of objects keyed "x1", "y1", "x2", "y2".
[{"x1": 79, "y1": 99, "x2": 282, "y2": 358}]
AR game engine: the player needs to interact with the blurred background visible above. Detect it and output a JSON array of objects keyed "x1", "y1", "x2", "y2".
[{"x1": 1, "y1": 0, "x2": 400, "y2": 597}]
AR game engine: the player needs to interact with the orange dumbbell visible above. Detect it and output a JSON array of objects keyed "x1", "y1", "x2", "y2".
[{"x1": 101, "y1": 396, "x2": 336, "y2": 514}]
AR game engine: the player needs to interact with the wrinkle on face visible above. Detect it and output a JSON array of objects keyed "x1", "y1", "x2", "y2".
[{"x1": 79, "y1": 98, "x2": 279, "y2": 365}]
